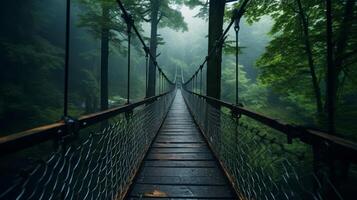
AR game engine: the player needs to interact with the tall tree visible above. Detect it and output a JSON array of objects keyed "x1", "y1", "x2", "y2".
[
  {"x1": 79, "y1": 0, "x2": 118, "y2": 111},
  {"x1": 145, "y1": 0, "x2": 194, "y2": 97},
  {"x1": 147, "y1": 0, "x2": 160, "y2": 97},
  {"x1": 100, "y1": 3, "x2": 110, "y2": 110},
  {"x1": 78, "y1": 0, "x2": 144, "y2": 109},
  {"x1": 243, "y1": 0, "x2": 357, "y2": 129},
  {"x1": 206, "y1": 0, "x2": 226, "y2": 99},
  {"x1": 0, "y1": 0, "x2": 64, "y2": 134},
  {"x1": 79, "y1": 0, "x2": 198, "y2": 98},
  {"x1": 334, "y1": 0, "x2": 356, "y2": 76},
  {"x1": 295, "y1": 0, "x2": 323, "y2": 118}
]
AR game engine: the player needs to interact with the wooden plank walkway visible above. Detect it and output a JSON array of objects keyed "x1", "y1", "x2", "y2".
[{"x1": 126, "y1": 90, "x2": 237, "y2": 199}]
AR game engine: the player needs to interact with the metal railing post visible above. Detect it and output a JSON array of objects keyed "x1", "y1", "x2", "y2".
[
  {"x1": 144, "y1": 47, "x2": 149, "y2": 97},
  {"x1": 200, "y1": 67, "x2": 203, "y2": 95},
  {"x1": 122, "y1": 14, "x2": 133, "y2": 104},
  {"x1": 192, "y1": 75, "x2": 195, "y2": 93},
  {"x1": 195, "y1": 73, "x2": 197, "y2": 94},
  {"x1": 63, "y1": 0, "x2": 71, "y2": 117},
  {"x1": 234, "y1": 11, "x2": 240, "y2": 106},
  {"x1": 161, "y1": 73, "x2": 163, "y2": 94},
  {"x1": 61, "y1": 2, "x2": 73, "y2": 195},
  {"x1": 159, "y1": 71, "x2": 162, "y2": 95}
]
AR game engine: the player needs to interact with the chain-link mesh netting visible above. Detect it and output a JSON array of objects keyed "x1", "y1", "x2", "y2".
[
  {"x1": 0, "y1": 92, "x2": 175, "y2": 200},
  {"x1": 182, "y1": 89, "x2": 343, "y2": 200}
]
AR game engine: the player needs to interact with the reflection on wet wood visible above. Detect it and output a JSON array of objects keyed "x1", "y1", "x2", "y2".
[{"x1": 126, "y1": 91, "x2": 236, "y2": 199}]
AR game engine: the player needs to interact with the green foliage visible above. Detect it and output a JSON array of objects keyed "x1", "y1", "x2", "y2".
[
  {"x1": 77, "y1": 0, "x2": 136, "y2": 51},
  {"x1": 231, "y1": 0, "x2": 357, "y2": 133},
  {"x1": 223, "y1": 40, "x2": 245, "y2": 55},
  {"x1": 158, "y1": 7, "x2": 188, "y2": 32},
  {"x1": 183, "y1": 0, "x2": 208, "y2": 19},
  {"x1": 0, "y1": 1, "x2": 65, "y2": 135},
  {"x1": 2, "y1": 37, "x2": 63, "y2": 71},
  {"x1": 221, "y1": 57, "x2": 267, "y2": 108},
  {"x1": 79, "y1": 69, "x2": 100, "y2": 113}
]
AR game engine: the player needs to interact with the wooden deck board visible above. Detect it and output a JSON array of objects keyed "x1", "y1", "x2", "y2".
[
  {"x1": 149, "y1": 147, "x2": 210, "y2": 153},
  {"x1": 143, "y1": 161, "x2": 217, "y2": 168},
  {"x1": 129, "y1": 184, "x2": 235, "y2": 198},
  {"x1": 146, "y1": 153, "x2": 214, "y2": 161},
  {"x1": 126, "y1": 90, "x2": 236, "y2": 199}
]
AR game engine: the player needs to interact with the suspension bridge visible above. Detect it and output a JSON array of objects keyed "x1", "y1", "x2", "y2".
[{"x1": 0, "y1": 0, "x2": 356, "y2": 200}]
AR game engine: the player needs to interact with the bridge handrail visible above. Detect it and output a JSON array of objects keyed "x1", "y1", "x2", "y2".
[
  {"x1": 182, "y1": 88, "x2": 357, "y2": 163},
  {"x1": 0, "y1": 0, "x2": 180, "y2": 156},
  {"x1": 0, "y1": 90, "x2": 176, "y2": 156},
  {"x1": 183, "y1": 0, "x2": 250, "y2": 85}
]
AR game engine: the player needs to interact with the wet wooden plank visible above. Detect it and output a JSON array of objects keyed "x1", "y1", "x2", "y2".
[
  {"x1": 143, "y1": 160, "x2": 217, "y2": 168},
  {"x1": 159, "y1": 130, "x2": 199, "y2": 133},
  {"x1": 155, "y1": 136, "x2": 204, "y2": 143},
  {"x1": 164, "y1": 118, "x2": 192, "y2": 121},
  {"x1": 158, "y1": 130, "x2": 198, "y2": 134},
  {"x1": 146, "y1": 153, "x2": 213, "y2": 161},
  {"x1": 162, "y1": 127, "x2": 197, "y2": 130},
  {"x1": 129, "y1": 184, "x2": 235, "y2": 198},
  {"x1": 128, "y1": 197, "x2": 236, "y2": 200},
  {"x1": 163, "y1": 121, "x2": 195, "y2": 124},
  {"x1": 161, "y1": 127, "x2": 197, "y2": 129},
  {"x1": 138, "y1": 167, "x2": 223, "y2": 177},
  {"x1": 149, "y1": 147, "x2": 210, "y2": 154},
  {"x1": 159, "y1": 133, "x2": 198, "y2": 136},
  {"x1": 128, "y1": 198, "x2": 235, "y2": 200},
  {"x1": 156, "y1": 135, "x2": 203, "y2": 139},
  {"x1": 152, "y1": 143, "x2": 206, "y2": 148},
  {"x1": 163, "y1": 124, "x2": 197, "y2": 128},
  {"x1": 162, "y1": 122, "x2": 196, "y2": 126},
  {"x1": 126, "y1": 91, "x2": 236, "y2": 199},
  {"x1": 136, "y1": 176, "x2": 228, "y2": 185}
]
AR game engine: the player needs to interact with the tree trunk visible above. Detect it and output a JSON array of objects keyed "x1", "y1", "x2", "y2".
[
  {"x1": 335, "y1": 0, "x2": 355, "y2": 73},
  {"x1": 147, "y1": 0, "x2": 159, "y2": 97},
  {"x1": 100, "y1": 5, "x2": 109, "y2": 111},
  {"x1": 205, "y1": 0, "x2": 225, "y2": 155},
  {"x1": 324, "y1": 0, "x2": 355, "y2": 132},
  {"x1": 206, "y1": 0, "x2": 225, "y2": 99},
  {"x1": 334, "y1": 0, "x2": 355, "y2": 98},
  {"x1": 325, "y1": 0, "x2": 336, "y2": 134},
  {"x1": 296, "y1": 0, "x2": 323, "y2": 120}
]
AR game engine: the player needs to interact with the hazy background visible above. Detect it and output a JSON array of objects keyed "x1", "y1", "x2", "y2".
[{"x1": 0, "y1": 0, "x2": 356, "y2": 142}]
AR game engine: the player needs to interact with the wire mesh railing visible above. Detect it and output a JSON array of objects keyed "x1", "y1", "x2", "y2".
[
  {"x1": 181, "y1": 0, "x2": 357, "y2": 198},
  {"x1": 0, "y1": 0, "x2": 178, "y2": 199},
  {"x1": 182, "y1": 88, "x2": 357, "y2": 200},
  {"x1": 0, "y1": 90, "x2": 176, "y2": 200}
]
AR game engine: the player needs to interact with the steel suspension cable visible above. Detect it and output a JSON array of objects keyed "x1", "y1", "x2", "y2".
[
  {"x1": 145, "y1": 48, "x2": 149, "y2": 94},
  {"x1": 196, "y1": 73, "x2": 198, "y2": 94},
  {"x1": 200, "y1": 68, "x2": 203, "y2": 95},
  {"x1": 123, "y1": 14, "x2": 133, "y2": 104},
  {"x1": 159, "y1": 71, "x2": 162, "y2": 94},
  {"x1": 183, "y1": 0, "x2": 251, "y2": 86},
  {"x1": 235, "y1": 11, "x2": 240, "y2": 105},
  {"x1": 326, "y1": 0, "x2": 336, "y2": 134},
  {"x1": 115, "y1": 0, "x2": 174, "y2": 85},
  {"x1": 63, "y1": 0, "x2": 71, "y2": 117}
]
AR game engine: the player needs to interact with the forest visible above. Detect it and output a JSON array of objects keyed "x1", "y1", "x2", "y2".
[
  {"x1": 0, "y1": 0, "x2": 356, "y2": 143},
  {"x1": 0, "y1": 0, "x2": 356, "y2": 199}
]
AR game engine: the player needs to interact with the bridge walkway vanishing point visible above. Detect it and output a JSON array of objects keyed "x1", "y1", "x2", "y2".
[
  {"x1": 1, "y1": 0, "x2": 357, "y2": 199},
  {"x1": 126, "y1": 90, "x2": 237, "y2": 199}
]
